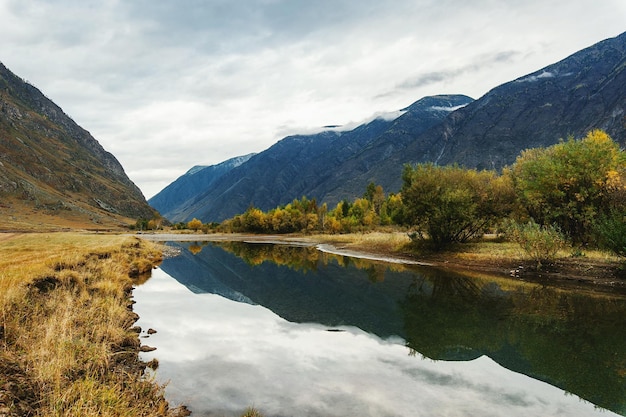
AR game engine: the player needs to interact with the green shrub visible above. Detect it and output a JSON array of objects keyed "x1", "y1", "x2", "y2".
[
  {"x1": 401, "y1": 163, "x2": 515, "y2": 250},
  {"x1": 505, "y1": 220, "x2": 567, "y2": 268},
  {"x1": 594, "y1": 210, "x2": 626, "y2": 257}
]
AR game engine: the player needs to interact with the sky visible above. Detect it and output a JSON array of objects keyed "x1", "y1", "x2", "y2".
[{"x1": 0, "y1": 1, "x2": 624, "y2": 199}]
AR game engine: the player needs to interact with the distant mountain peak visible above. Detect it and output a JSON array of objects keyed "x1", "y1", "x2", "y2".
[
  {"x1": 149, "y1": 153, "x2": 256, "y2": 219},
  {"x1": 401, "y1": 94, "x2": 474, "y2": 112},
  {"x1": 184, "y1": 153, "x2": 256, "y2": 176}
]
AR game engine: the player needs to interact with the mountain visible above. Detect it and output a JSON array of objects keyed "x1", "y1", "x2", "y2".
[
  {"x1": 306, "y1": 96, "x2": 472, "y2": 204},
  {"x1": 158, "y1": 95, "x2": 473, "y2": 222},
  {"x1": 156, "y1": 31, "x2": 626, "y2": 224},
  {"x1": 0, "y1": 62, "x2": 155, "y2": 230},
  {"x1": 311, "y1": 30, "x2": 626, "y2": 198},
  {"x1": 391, "y1": 31, "x2": 626, "y2": 170},
  {"x1": 148, "y1": 153, "x2": 255, "y2": 221}
]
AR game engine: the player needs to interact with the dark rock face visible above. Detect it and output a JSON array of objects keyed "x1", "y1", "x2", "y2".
[
  {"x1": 0, "y1": 62, "x2": 155, "y2": 223},
  {"x1": 398, "y1": 31, "x2": 626, "y2": 171},
  {"x1": 310, "y1": 95, "x2": 474, "y2": 203}
]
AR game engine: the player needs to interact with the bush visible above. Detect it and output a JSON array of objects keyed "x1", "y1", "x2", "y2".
[
  {"x1": 594, "y1": 210, "x2": 626, "y2": 257},
  {"x1": 401, "y1": 163, "x2": 514, "y2": 250},
  {"x1": 509, "y1": 130, "x2": 625, "y2": 244},
  {"x1": 505, "y1": 220, "x2": 567, "y2": 268},
  {"x1": 241, "y1": 407, "x2": 264, "y2": 417},
  {"x1": 187, "y1": 218, "x2": 203, "y2": 231}
]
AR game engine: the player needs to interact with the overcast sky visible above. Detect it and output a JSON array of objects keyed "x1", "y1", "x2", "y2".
[{"x1": 1, "y1": 1, "x2": 624, "y2": 198}]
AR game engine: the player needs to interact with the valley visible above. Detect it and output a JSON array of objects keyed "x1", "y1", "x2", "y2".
[{"x1": 0, "y1": 28, "x2": 625, "y2": 417}]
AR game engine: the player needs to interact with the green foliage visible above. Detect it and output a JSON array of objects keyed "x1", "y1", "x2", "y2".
[
  {"x1": 131, "y1": 216, "x2": 163, "y2": 231},
  {"x1": 510, "y1": 130, "x2": 626, "y2": 244},
  {"x1": 401, "y1": 163, "x2": 514, "y2": 249},
  {"x1": 218, "y1": 129, "x2": 624, "y2": 258},
  {"x1": 222, "y1": 187, "x2": 399, "y2": 234},
  {"x1": 172, "y1": 221, "x2": 188, "y2": 230},
  {"x1": 504, "y1": 220, "x2": 567, "y2": 268},
  {"x1": 594, "y1": 210, "x2": 626, "y2": 257},
  {"x1": 131, "y1": 218, "x2": 149, "y2": 231}
]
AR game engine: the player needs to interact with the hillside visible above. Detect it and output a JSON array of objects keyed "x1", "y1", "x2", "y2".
[
  {"x1": 325, "y1": 31, "x2": 626, "y2": 197},
  {"x1": 0, "y1": 62, "x2": 156, "y2": 230},
  {"x1": 158, "y1": 95, "x2": 473, "y2": 222},
  {"x1": 158, "y1": 32, "x2": 626, "y2": 223},
  {"x1": 148, "y1": 153, "x2": 255, "y2": 221},
  {"x1": 412, "y1": 32, "x2": 625, "y2": 164}
]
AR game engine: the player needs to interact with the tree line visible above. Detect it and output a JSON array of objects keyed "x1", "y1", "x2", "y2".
[{"x1": 146, "y1": 130, "x2": 626, "y2": 260}]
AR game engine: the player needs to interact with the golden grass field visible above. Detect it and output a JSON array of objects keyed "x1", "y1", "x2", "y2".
[{"x1": 0, "y1": 232, "x2": 189, "y2": 417}]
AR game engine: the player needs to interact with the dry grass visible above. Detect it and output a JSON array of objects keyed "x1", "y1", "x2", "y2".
[
  {"x1": 0, "y1": 197, "x2": 136, "y2": 232},
  {"x1": 313, "y1": 231, "x2": 412, "y2": 253},
  {"x1": 313, "y1": 231, "x2": 622, "y2": 263},
  {"x1": 0, "y1": 232, "x2": 188, "y2": 417}
]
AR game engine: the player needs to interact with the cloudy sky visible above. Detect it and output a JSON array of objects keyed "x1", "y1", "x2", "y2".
[{"x1": 1, "y1": 1, "x2": 624, "y2": 198}]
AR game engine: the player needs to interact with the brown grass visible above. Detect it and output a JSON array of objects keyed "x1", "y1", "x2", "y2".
[
  {"x1": 313, "y1": 231, "x2": 411, "y2": 253},
  {"x1": 0, "y1": 232, "x2": 189, "y2": 417},
  {"x1": 0, "y1": 197, "x2": 136, "y2": 232}
]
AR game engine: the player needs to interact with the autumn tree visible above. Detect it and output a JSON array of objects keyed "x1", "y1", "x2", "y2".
[
  {"x1": 509, "y1": 130, "x2": 625, "y2": 244},
  {"x1": 401, "y1": 163, "x2": 513, "y2": 249},
  {"x1": 187, "y1": 218, "x2": 203, "y2": 231}
]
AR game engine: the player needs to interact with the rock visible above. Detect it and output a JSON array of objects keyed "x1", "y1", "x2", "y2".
[
  {"x1": 128, "y1": 326, "x2": 141, "y2": 333},
  {"x1": 140, "y1": 345, "x2": 157, "y2": 352}
]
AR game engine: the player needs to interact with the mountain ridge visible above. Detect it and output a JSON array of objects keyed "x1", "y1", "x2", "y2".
[
  {"x1": 148, "y1": 153, "x2": 256, "y2": 221},
  {"x1": 154, "y1": 31, "x2": 626, "y2": 224},
  {"x1": 151, "y1": 94, "x2": 473, "y2": 222},
  {"x1": 0, "y1": 62, "x2": 156, "y2": 230}
]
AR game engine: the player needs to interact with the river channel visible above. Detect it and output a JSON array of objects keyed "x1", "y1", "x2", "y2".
[{"x1": 133, "y1": 240, "x2": 626, "y2": 416}]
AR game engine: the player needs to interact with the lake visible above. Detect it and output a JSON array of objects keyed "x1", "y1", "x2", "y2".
[{"x1": 134, "y1": 240, "x2": 626, "y2": 417}]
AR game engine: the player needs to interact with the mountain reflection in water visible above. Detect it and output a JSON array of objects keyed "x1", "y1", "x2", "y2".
[{"x1": 144, "y1": 241, "x2": 626, "y2": 416}]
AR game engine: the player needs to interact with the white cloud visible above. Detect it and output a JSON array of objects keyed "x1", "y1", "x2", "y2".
[{"x1": 0, "y1": 0, "x2": 624, "y2": 198}]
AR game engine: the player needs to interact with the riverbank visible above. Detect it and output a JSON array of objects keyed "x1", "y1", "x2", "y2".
[
  {"x1": 138, "y1": 231, "x2": 626, "y2": 293},
  {"x1": 0, "y1": 233, "x2": 189, "y2": 417},
  {"x1": 2, "y1": 231, "x2": 623, "y2": 415}
]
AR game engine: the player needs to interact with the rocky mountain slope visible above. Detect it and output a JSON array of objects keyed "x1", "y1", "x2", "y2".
[
  {"x1": 156, "y1": 31, "x2": 626, "y2": 224},
  {"x1": 0, "y1": 62, "x2": 155, "y2": 230},
  {"x1": 329, "y1": 31, "x2": 626, "y2": 197},
  {"x1": 155, "y1": 95, "x2": 473, "y2": 222},
  {"x1": 148, "y1": 153, "x2": 255, "y2": 221},
  {"x1": 388, "y1": 31, "x2": 626, "y2": 171}
]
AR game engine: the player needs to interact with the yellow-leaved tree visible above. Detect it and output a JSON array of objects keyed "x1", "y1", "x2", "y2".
[{"x1": 509, "y1": 129, "x2": 625, "y2": 244}]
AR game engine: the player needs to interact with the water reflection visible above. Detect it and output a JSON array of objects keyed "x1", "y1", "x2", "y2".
[{"x1": 135, "y1": 241, "x2": 626, "y2": 416}]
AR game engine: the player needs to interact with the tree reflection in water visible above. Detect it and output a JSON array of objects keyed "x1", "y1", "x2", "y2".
[
  {"x1": 402, "y1": 268, "x2": 626, "y2": 414},
  {"x1": 162, "y1": 241, "x2": 626, "y2": 415}
]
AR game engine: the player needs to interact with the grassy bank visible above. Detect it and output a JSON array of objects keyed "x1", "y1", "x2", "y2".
[
  {"x1": 0, "y1": 233, "x2": 188, "y2": 417},
  {"x1": 309, "y1": 231, "x2": 625, "y2": 287}
]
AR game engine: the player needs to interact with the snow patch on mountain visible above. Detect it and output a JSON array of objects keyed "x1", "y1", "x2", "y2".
[{"x1": 428, "y1": 104, "x2": 467, "y2": 112}]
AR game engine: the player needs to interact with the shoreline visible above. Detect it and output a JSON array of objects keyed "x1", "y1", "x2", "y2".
[
  {"x1": 0, "y1": 233, "x2": 190, "y2": 417},
  {"x1": 137, "y1": 232, "x2": 626, "y2": 294}
]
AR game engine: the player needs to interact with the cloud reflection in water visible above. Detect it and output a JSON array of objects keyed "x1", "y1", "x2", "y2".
[{"x1": 134, "y1": 268, "x2": 617, "y2": 417}]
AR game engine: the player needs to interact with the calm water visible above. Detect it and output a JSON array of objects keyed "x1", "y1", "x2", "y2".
[{"x1": 134, "y1": 241, "x2": 626, "y2": 417}]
